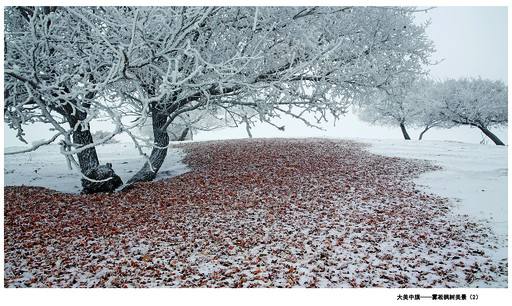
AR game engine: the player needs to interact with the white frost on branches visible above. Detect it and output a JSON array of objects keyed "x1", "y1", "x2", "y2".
[
  {"x1": 357, "y1": 77, "x2": 507, "y2": 142},
  {"x1": 435, "y1": 78, "x2": 508, "y2": 129},
  {"x1": 5, "y1": 6, "x2": 435, "y2": 170}
]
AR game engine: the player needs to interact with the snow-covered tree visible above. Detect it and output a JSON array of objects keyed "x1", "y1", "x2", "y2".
[
  {"x1": 356, "y1": 78, "x2": 464, "y2": 140},
  {"x1": 434, "y1": 78, "x2": 508, "y2": 145},
  {"x1": 356, "y1": 76, "x2": 424, "y2": 140},
  {"x1": 4, "y1": 7, "x2": 125, "y2": 193},
  {"x1": 5, "y1": 6, "x2": 434, "y2": 189},
  {"x1": 76, "y1": 7, "x2": 433, "y2": 184},
  {"x1": 413, "y1": 79, "x2": 452, "y2": 140}
]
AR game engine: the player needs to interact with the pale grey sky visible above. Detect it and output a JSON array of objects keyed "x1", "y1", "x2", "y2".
[
  {"x1": 418, "y1": 6, "x2": 507, "y2": 82},
  {"x1": 3, "y1": 6, "x2": 508, "y2": 147}
]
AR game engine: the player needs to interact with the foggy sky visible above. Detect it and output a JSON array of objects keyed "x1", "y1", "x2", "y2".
[
  {"x1": 3, "y1": 6, "x2": 508, "y2": 147},
  {"x1": 418, "y1": 6, "x2": 507, "y2": 82}
]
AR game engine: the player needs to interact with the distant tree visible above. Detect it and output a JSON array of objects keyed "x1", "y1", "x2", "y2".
[
  {"x1": 416, "y1": 104, "x2": 445, "y2": 140},
  {"x1": 357, "y1": 77, "x2": 423, "y2": 140},
  {"x1": 435, "y1": 78, "x2": 507, "y2": 145},
  {"x1": 412, "y1": 79, "x2": 453, "y2": 140}
]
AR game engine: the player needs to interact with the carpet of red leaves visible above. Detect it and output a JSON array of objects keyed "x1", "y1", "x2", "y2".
[{"x1": 4, "y1": 138, "x2": 507, "y2": 287}]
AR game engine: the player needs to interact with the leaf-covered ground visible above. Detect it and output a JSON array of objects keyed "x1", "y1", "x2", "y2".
[{"x1": 4, "y1": 138, "x2": 507, "y2": 287}]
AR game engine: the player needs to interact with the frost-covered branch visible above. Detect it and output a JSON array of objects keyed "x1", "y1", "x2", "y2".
[{"x1": 5, "y1": 132, "x2": 63, "y2": 155}]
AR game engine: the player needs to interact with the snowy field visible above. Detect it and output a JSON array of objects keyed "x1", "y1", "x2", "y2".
[
  {"x1": 4, "y1": 143, "x2": 189, "y2": 193},
  {"x1": 361, "y1": 139, "x2": 508, "y2": 263}
]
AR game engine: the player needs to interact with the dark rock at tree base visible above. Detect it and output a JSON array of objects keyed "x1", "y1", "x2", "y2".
[{"x1": 81, "y1": 163, "x2": 123, "y2": 194}]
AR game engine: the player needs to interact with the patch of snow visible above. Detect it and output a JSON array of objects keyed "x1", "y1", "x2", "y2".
[
  {"x1": 4, "y1": 142, "x2": 190, "y2": 193},
  {"x1": 197, "y1": 262, "x2": 221, "y2": 276},
  {"x1": 361, "y1": 138, "x2": 507, "y2": 281}
]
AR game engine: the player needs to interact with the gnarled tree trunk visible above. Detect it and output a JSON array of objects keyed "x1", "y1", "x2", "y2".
[
  {"x1": 127, "y1": 108, "x2": 170, "y2": 184},
  {"x1": 68, "y1": 114, "x2": 123, "y2": 194},
  {"x1": 477, "y1": 125, "x2": 505, "y2": 146},
  {"x1": 399, "y1": 122, "x2": 411, "y2": 140}
]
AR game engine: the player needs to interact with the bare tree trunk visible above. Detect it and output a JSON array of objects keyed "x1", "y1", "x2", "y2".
[
  {"x1": 244, "y1": 115, "x2": 253, "y2": 138},
  {"x1": 68, "y1": 116, "x2": 123, "y2": 194},
  {"x1": 246, "y1": 123, "x2": 253, "y2": 138},
  {"x1": 418, "y1": 126, "x2": 431, "y2": 140},
  {"x1": 477, "y1": 125, "x2": 505, "y2": 145},
  {"x1": 399, "y1": 122, "x2": 411, "y2": 140},
  {"x1": 69, "y1": 117, "x2": 100, "y2": 170},
  {"x1": 127, "y1": 108, "x2": 170, "y2": 184}
]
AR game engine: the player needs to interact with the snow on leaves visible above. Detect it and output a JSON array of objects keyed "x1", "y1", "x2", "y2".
[{"x1": 4, "y1": 139, "x2": 507, "y2": 287}]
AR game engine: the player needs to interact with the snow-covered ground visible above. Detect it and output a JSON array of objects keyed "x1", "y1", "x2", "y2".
[
  {"x1": 3, "y1": 138, "x2": 508, "y2": 287},
  {"x1": 5, "y1": 139, "x2": 507, "y2": 236},
  {"x1": 4, "y1": 139, "x2": 507, "y2": 238},
  {"x1": 361, "y1": 138, "x2": 508, "y2": 267},
  {"x1": 4, "y1": 143, "x2": 189, "y2": 194},
  {"x1": 5, "y1": 138, "x2": 507, "y2": 288}
]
